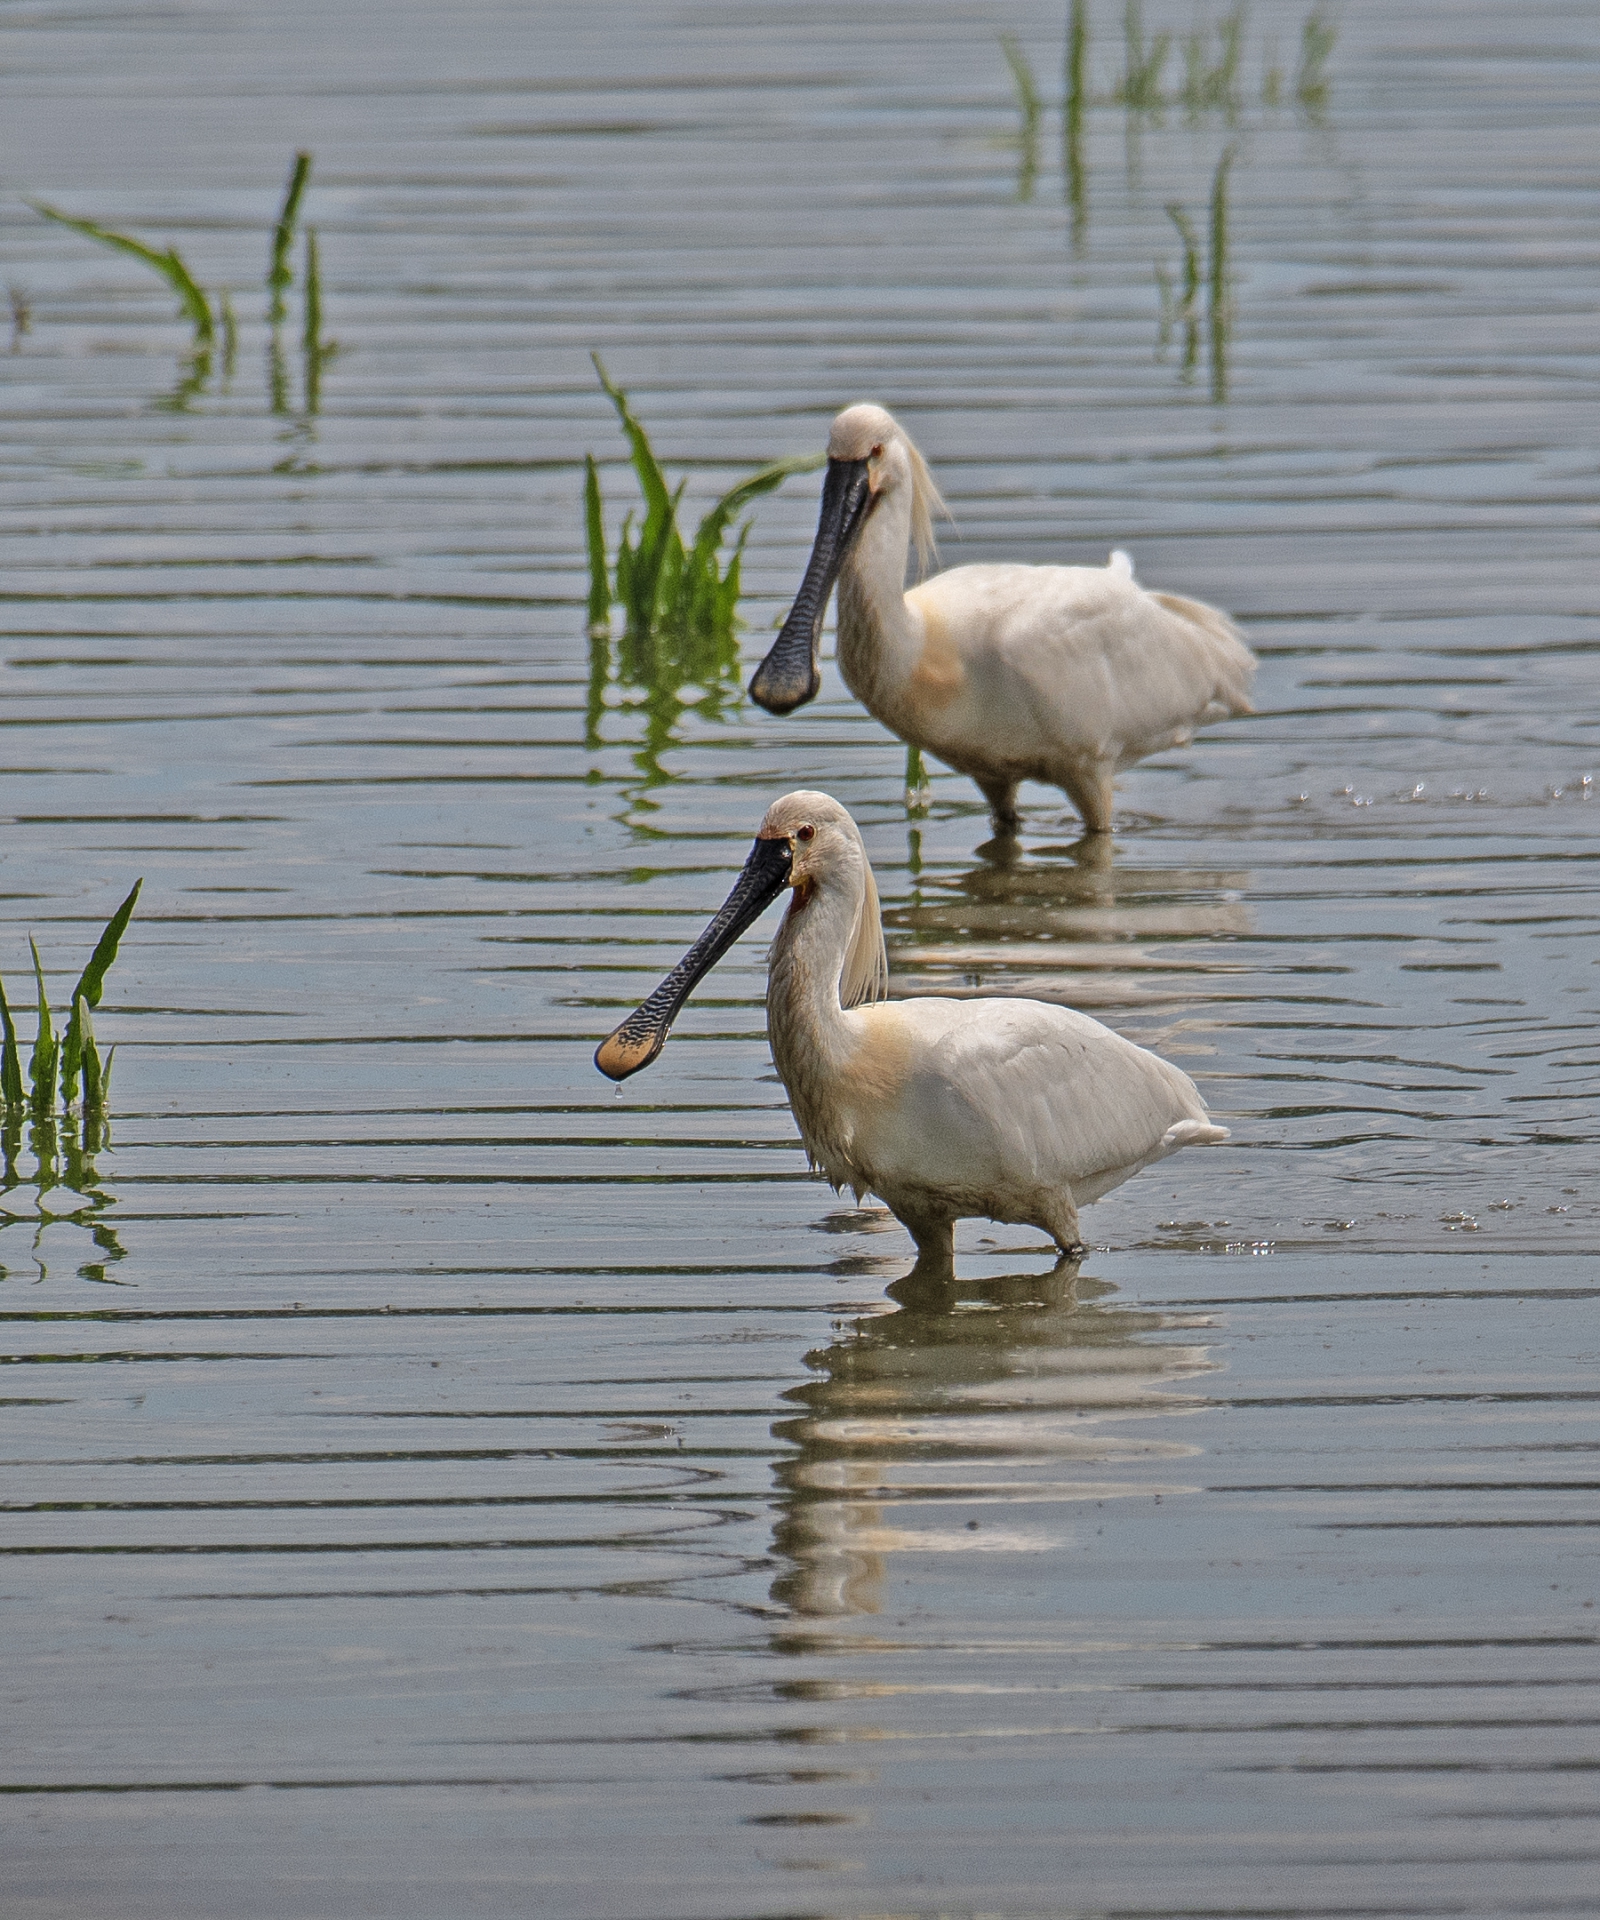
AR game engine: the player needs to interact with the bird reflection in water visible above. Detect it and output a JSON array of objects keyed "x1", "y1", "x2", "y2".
[
  {"x1": 769, "y1": 1253, "x2": 1216, "y2": 1618},
  {"x1": 891, "y1": 828, "x2": 1254, "y2": 1016}
]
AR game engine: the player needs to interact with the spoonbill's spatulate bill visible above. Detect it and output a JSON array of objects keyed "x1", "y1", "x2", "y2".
[
  {"x1": 748, "y1": 406, "x2": 1256, "y2": 834},
  {"x1": 596, "y1": 792, "x2": 1229, "y2": 1276}
]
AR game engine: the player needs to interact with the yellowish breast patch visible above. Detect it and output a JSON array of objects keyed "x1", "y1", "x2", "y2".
[{"x1": 905, "y1": 592, "x2": 966, "y2": 705}]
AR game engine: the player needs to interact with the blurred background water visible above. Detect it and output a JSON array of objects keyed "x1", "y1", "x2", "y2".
[{"x1": 3, "y1": 1, "x2": 1600, "y2": 1913}]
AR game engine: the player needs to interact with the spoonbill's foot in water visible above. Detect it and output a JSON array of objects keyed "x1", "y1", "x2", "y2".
[
  {"x1": 748, "y1": 406, "x2": 1255, "y2": 836},
  {"x1": 974, "y1": 777, "x2": 1024, "y2": 838},
  {"x1": 594, "y1": 791, "x2": 1231, "y2": 1284}
]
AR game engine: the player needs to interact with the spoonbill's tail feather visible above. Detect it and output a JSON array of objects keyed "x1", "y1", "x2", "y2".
[
  {"x1": 1147, "y1": 589, "x2": 1256, "y2": 714},
  {"x1": 1160, "y1": 1117, "x2": 1231, "y2": 1150}
]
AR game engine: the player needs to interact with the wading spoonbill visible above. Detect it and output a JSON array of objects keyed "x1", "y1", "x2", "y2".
[
  {"x1": 595, "y1": 791, "x2": 1229, "y2": 1278},
  {"x1": 748, "y1": 406, "x2": 1256, "y2": 834}
]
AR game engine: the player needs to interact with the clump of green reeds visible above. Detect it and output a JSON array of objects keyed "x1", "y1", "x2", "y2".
[
  {"x1": 584, "y1": 355, "x2": 820, "y2": 655},
  {"x1": 0, "y1": 881, "x2": 141, "y2": 1124},
  {"x1": 582, "y1": 358, "x2": 822, "y2": 798}
]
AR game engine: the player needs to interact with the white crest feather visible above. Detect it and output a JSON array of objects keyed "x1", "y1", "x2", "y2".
[
  {"x1": 1109, "y1": 548, "x2": 1134, "y2": 580},
  {"x1": 899, "y1": 424, "x2": 948, "y2": 581},
  {"x1": 840, "y1": 838, "x2": 889, "y2": 1009}
]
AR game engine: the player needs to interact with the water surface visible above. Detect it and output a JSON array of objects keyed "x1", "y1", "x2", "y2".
[{"x1": 3, "y1": 1, "x2": 1600, "y2": 1912}]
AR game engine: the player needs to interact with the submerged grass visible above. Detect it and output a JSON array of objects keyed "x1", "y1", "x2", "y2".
[
  {"x1": 1116, "y1": 1, "x2": 1171, "y2": 111},
  {"x1": 1296, "y1": 6, "x2": 1337, "y2": 114},
  {"x1": 1063, "y1": 0, "x2": 1088, "y2": 240},
  {"x1": 269, "y1": 152, "x2": 312, "y2": 324},
  {"x1": 904, "y1": 744, "x2": 932, "y2": 815},
  {"x1": 1101, "y1": 2, "x2": 1331, "y2": 120},
  {"x1": 1159, "y1": 146, "x2": 1234, "y2": 399},
  {"x1": 1181, "y1": 4, "x2": 1246, "y2": 119},
  {"x1": 999, "y1": 33, "x2": 1043, "y2": 200},
  {"x1": 27, "y1": 149, "x2": 329, "y2": 413},
  {"x1": 0, "y1": 880, "x2": 141, "y2": 1122}
]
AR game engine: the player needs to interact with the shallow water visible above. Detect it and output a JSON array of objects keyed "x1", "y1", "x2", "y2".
[{"x1": 3, "y1": 1, "x2": 1600, "y2": 1913}]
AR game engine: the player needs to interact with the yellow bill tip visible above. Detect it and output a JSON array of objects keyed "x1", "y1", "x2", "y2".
[{"x1": 594, "y1": 1024, "x2": 663, "y2": 1082}]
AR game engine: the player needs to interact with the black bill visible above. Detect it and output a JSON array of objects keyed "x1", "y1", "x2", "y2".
[
  {"x1": 747, "y1": 456, "x2": 872, "y2": 714},
  {"x1": 594, "y1": 834, "x2": 794, "y2": 1081}
]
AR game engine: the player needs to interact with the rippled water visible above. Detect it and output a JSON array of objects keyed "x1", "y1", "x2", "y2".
[{"x1": 4, "y1": 1, "x2": 1600, "y2": 1912}]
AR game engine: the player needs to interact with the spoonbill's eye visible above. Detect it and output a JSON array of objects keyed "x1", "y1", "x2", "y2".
[{"x1": 795, "y1": 824, "x2": 816, "y2": 843}]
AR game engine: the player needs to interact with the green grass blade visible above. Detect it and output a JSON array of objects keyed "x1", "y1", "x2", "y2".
[
  {"x1": 999, "y1": 33, "x2": 1041, "y2": 201},
  {"x1": 714, "y1": 538, "x2": 746, "y2": 631},
  {"x1": 76, "y1": 998, "x2": 104, "y2": 1111},
  {"x1": 1063, "y1": 0, "x2": 1088, "y2": 242},
  {"x1": 28, "y1": 937, "x2": 57, "y2": 1117},
  {"x1": 592, "y1": 354, "x2": 673, "y2": 528},
  {"x1": 592, "y1": 355, "x2": 686, "y2": 631},
  {"x1": 1296, "y1": 5, "x2": 1336, "y2": 112},
  {"x1": 1208, "y1": 146, "x2": 1235, "y2": 317},
  {"x1": 30, "y1": 202, "x2": 213, "y2": 341},
  {"x1": 1216, "y1": 5, "x2": 1246, "y2": 105},
  {"x1": 302, "y1": 228, "x2": 324, "y2": 412},
  {"x1": 303, "y1": 228, "x2": 322, "y2": 354},
  {"x1": 69, "y1": 879, "x2": 143, "y2": 1015},
  {"x1": 584, "y1": 454, "x2": 611, "y2": 631},
  {"x1": 219, "y1": 289, "x2": 238, "y2": 374},
  {"x1": 269, "y1": 150, "x2": 313, "y2": 317},
  {"x1": 61, "y1": 875, "x2": 141, "y2": 1095},
  {"x1": 690, "y1": 453, "x2": 823, "y2": 569},
  {"x1": 628, "y1": 477, "x2": 687, "y2": 635},
  {"x1": 1165, "y1": 203, "x2": 1200, "y2": 311},
  {"x1": 0, "y1": 972, "x2": 22, "y2": 1109},
  {"x1": 905, "y1": 743, "x2": 931, "y2": 813},
  {"x1": 1000, "y1": 33, "x2": 1042, "y2": 127},
  {"x1": 1208, "y1": 146, "x2": 1235, "y2": 400}
]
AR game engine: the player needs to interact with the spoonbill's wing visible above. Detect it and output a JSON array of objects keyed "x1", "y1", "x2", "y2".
[
  {"x1": 865, "y1": 996, "x2": 1226, "y2": 1204},
  {"x1": 915, "y1": 564, "x2": 1254, "y2": 764}
]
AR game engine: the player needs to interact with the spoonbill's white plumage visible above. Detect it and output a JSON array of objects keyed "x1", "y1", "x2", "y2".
[
  {"x1": 596, "y1": 792, "x2": 1229, "y2": 1277},
  {"x1": 748, "y1": 405, "x2": 1256, "y2": 834}
]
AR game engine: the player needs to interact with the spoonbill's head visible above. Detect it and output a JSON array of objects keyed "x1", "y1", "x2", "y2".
[
  {"x1": 748, "y1": 404, "x2": 944, "y2": 715},
  {"x1": 594, "y1": 791, "x2": 885, "y2": 1080}
]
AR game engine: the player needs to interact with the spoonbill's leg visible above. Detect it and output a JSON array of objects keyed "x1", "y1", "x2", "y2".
[
  {"x1": 1038, "y1": 1191, "x2": 1084, "y2": 1260},
  {"x1": 975, "y1": 775, "x2": 1021, "y2": 835},
  {"x1": 1060, "y1": 763, "x2": 1115, "y2": 835},
  {"x1": 895, "y1": 1208, "x2": 956, "y2": 1283}
]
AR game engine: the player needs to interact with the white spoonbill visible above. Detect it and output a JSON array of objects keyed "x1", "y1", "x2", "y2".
[
  {"x1": 595, "y1": 791, "x2": 1229, "y2": 1277},
  {"x1": 748, "y1": 406, "x2": 1256, "y2": 834}
]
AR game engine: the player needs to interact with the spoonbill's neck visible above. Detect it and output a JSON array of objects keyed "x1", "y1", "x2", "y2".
[
  {"x1": 766, "y1": 864, "x2": 866, "y2": 1104},
  {"x1": 836, "y1": 481, "x2": 922, "y2": 710}
]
